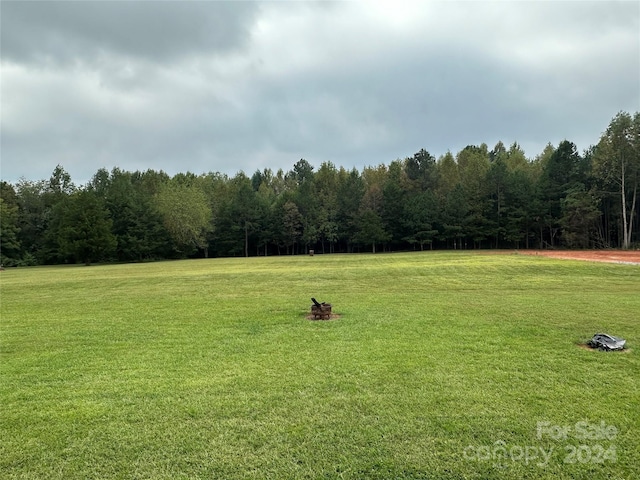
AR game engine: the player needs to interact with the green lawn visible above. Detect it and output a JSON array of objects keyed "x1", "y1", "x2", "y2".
[{"x1": 1, "y1": 252, "x2": 638, "y2": 479}]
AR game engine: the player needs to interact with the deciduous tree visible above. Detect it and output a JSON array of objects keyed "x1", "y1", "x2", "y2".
[
  {"x1": 0, "y1": 197, "x2": 21, "y2": 265},
  {"x1": 154, "y1": 180, "x2": 213, "y2": 256},
  {"x1": 592, "y1": 111, "x2": 639, "y2": 249}
]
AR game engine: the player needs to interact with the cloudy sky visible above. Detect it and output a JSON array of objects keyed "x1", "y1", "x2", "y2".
[{"x1": 1, "y1": 1, "x2": 638, "y2": 184}]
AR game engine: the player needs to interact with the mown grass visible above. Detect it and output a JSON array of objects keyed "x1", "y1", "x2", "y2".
[{"x1": 1, "y1": 252, "x2": 638, "y2": 479}]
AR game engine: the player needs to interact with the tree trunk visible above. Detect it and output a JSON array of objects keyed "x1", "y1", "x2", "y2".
[
  {"x1": 245, "y1": 223, "x2": 249, "y2": 257},
  {"x1": 539, "y1": 227, "x2": 543, "y2": 249},
  {"x1": 621, "y1": 163, "x2": 629, "y2": 249},
  {"x1": 627, "y1": 181, "x2": 637, "y2": 248}
]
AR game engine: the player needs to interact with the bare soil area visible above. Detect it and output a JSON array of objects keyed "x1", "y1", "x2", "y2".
[
  {"x1": 576, "y1": 343, "x2": 631, "y2": 353},
  {"x1": 306, "y1": 314, "x2": 342, "y2": 321},
  {"x1": 516, "y1": 250, "x2": 640, "y2": 265}
]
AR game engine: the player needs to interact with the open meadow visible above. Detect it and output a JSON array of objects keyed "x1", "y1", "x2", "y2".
[{"x1": 1, "y1": 252, "x2": 638, "y2": 479}]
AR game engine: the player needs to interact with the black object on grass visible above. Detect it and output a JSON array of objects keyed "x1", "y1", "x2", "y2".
[{"x1": 588, "y1": 333, "x2": 626, "y2": 351}]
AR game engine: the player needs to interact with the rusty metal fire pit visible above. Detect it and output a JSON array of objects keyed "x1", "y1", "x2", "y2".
[{"x1": 311, "y1": 297, "x2": 332, "y2": 320}]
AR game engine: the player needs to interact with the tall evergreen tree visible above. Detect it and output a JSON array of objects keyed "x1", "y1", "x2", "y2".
[
  {"x1": 402, "y1": 190, "x2": 438, "y2": 250},
  {"x1": 41, "y1": 166, "x2": 76, "y2": 264},
  {"x1": 280, "y1": 199, "x2": 302, "y2": 254},
  {"x1": 230, "y1": 173, "x2": 262, "y2": 257},
  {"x1": 405, "y1": 148, "x2": 438, "y2": 191},
  {"x1": 92, "y1": 168, "x2": 171, "y2": 262},
  {"x1": 355, "y1": 209, "x2": 390, "y2": 253},
  {"x1": 381, "y1": 160, "x2": 406, "y2": 249},
  {"x1": 537, "y1": 140, "x2": 586, "y2": 247},
  {"x1": 336, "y1": 168, "x2": 364, "y2": 252},
  {"x1": 314, "y1": 162, "x2": 339, "y2": 253},
  {"x1": 560, "y1": 185, "x2": 601, "y2": 248},
  {"x1": 57, "y1": 190, "x2": 116, "y2": 265},
  {"x1": 457, "y1": 145, "x2": 491, "y2": 248}
]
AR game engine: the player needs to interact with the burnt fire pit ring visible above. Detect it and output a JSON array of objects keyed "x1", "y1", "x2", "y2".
[{"x1": 311, "y1": 297, "x2": 332, "y2": 320}]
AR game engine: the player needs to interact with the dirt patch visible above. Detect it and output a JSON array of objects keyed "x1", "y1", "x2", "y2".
[
  {"x1": 306, "y1": 314, "x2": 342, "y2": 321},
  {"x1": 516, "y1": 250, "x2": 640, "y2": 265},
  {"x1": 576, "y1": 343, "x2": 631, "y2": 353}
]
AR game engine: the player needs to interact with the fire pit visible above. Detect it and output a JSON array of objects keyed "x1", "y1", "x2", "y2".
[{"x1": 311, "y1": 297, "x2": 332, "y2": 320}]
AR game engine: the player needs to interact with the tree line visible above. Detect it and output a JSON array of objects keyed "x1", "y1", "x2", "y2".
[{"x1": 1, "y1": 112, "x2": 638, "y2": 266}]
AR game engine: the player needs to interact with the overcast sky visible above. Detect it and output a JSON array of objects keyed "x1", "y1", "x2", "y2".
[{"x1": 1, "y1": 1, "x2": 638, "y2": 185}]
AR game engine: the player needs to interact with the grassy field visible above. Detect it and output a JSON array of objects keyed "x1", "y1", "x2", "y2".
[{"x1": 1, "y1": 252, "x2": 638, "y2": 479}]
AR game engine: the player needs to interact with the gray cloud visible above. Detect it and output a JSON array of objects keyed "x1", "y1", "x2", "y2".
[
  {"x1": 1, "y1": 1, "x2": 638, "y2": 184},
  {"x1": 1, "y1": 1, "x2": 259, "y2": 64}
]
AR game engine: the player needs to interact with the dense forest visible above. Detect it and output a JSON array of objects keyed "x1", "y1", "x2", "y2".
[{"x1": 1, "y1": 112, "x2": 638, "y2": 266}]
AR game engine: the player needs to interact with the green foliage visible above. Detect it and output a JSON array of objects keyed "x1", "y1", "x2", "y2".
[
  {"x1": 336, "y1": 168, "x2": 364, "y2": 251},
  {"x1": 229, "y1": 173, "x2": 263, "y2": 257},
  {"x1": 153, "y1": 180, "x2": 213, "y2": 255},
  {"x1": 0, "y1": 198, "x2": 21, "y2": 266},
  {"x1": 3, "y1": 112, "x2": 640, "y2": 262},
  {"x1": 402, "y1": 190, "x2": 438, "y2": 250},
  {"x1": 314, "y1": 162, "x2": 339, "y2": 253},
  {"x1": 280, "y1": 200, "x2": 303, "y2": 254},
  {"x1": 48, "y1": 164, "x2": 75, "y2": 196},
  {"x1": 57, "y1": 190, "x2": 116, "y2": 265},
  {"x1": 355, "y1": 209, "x2": 390, "y2": 253},
  {"x1": 502, "y1": 169, "x2": 536, "y2": 248},
  {"x1": 12, "y1": 179, "x2": 48, "y2": 262},
  {"x1": 592, "y1": 111, "x2": 640, "y2": 249},
  {"x1": 405, "y1": 148, "x2": 437, "y2": 191},
  {"x1": 560, "y1": 186, "x2": 601, "y2": 248},
  {"x1": 537, "y1": 141, "x2": 590, "y2": 247},
  {"x1": 380, "y1": 164, "x2": 405, "y2": 248},
  {"x1": 91, "y1": 168, "x2": 172, "y2": 262}
]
